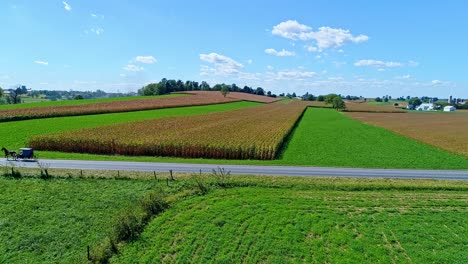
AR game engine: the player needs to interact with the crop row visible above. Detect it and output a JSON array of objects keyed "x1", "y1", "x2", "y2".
[
  {"x1": 0, "y1": 92, "x2": 240, "y2": 122},
  {"x1": 30, "y1": 101, "x2": 309, "y2": 160}
]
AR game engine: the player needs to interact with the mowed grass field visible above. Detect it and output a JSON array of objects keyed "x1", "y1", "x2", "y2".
[
  {"x1": 113, "y1": 178, "x2": 468, "y2": 263},
  {"x1": 0, "y1": 176, "x2": 158, "y2": 263},
  {"x1": 0, "y1": 101, "x2": 261, "y2": 150}
]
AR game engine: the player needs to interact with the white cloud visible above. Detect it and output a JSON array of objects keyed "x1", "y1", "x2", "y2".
[
  {"x1": 247, "y1": 59, "x2": 253, "y2": 64},
  {"x1": 119, "y1": 74, "x2": 127, "y2": 77},
  {"x1": 272, "y1": 20, "x2": 368, "y2": 49},
  {"x1": 431, "y1": 80, "x2": 443, "y2": 86},
  {"x1": 123, "y1": 64, "x2": 144, "y2": 72},
  {"x1": 305, "y1": 45, "x2": 319, "y2": 52},
  {"x1": 90, "y1": 27, "x2": 104, "y2": 35},
  {"x1": 135, "y1": 56, "x2": 157, "y2": 64},
  {"x1": 62, "y1": 1, "x2": 71, "y2": 11},
  {"x1": 264, "y1": 48, "x2": 295, "y2": 57},
  {"x1": 272, "y1": 20, "x2": 312, "y2": 40},
  {"x1": 267, "y1": 65, "x2": 274, "y2": 70},
  {"x1": 34, "y1": 60, "x2": 48, "y2": 66},
  {"x1": 91, "y1": 13, "x2": 104, "y2": 19},
  {"x1": 199, "y1": 53, "x2": 243, "y2": 76},
  {"x1": 354, "y1": 59, "x2": 404, "y2": 68},
  {"x1": 268, "y1": 68, "x2": 317, "y2": 80},
  {"x1": 396, "y1": 74, "x2": 411, "y2": 79}
]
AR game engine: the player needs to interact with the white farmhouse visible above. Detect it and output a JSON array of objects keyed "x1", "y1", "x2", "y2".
[
  {"x1": 415, "y1": 103, "x2": 435, "y2": 111},
  {"x1": 444, "y1": 105, "x2": 456, "y2": 112}
]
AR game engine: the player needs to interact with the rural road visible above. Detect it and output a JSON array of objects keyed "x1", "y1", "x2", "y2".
[{"x1": 1, "y1": 158, "x2": 467, "y2": 180}]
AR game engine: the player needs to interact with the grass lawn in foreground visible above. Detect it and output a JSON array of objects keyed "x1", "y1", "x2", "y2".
[
  {"x1": 0, "y1": 94, "x2": 184, "y2": 110},
  {"x1": 113, "y1": 180, "x2": 468, "y2": 263},
  {"x1": 1, "y1": 101, "x2": 261, "y2": 149},
  {"x1": 0, "y1": 177, "x2": 158, "y2": 263}
]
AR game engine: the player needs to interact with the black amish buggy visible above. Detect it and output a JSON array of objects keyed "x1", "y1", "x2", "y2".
[{"x1": 17, "y1": 148, "x2": 36, "y2": 160}]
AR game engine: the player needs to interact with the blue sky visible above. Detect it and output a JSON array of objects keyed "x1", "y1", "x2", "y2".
[{"x1": 1, "y1": 0, "x2": 467, "y2": 98}]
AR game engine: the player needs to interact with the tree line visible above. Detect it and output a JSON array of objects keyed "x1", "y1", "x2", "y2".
[{"x1": 138, "y1": 79, "x2": 277, "y2": 98}]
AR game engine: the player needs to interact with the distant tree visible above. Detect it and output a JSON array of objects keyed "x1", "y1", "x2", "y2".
[
  {"x1": 406, "y1": 95, "x2": 411, "y2": 100},
  {"x1": 74, "y1": 95, "x2": 84, "y2": 100},
  {"x1": 384, "y1": 97, "x2": 389, "y2": 102},
  {"x1": 332, "y1": 96, "x2": 346, "y2": 111},
  {"x1": 8, "y1": 85, "x2": 28, "y2": 104},
  {"x1": 291, "y1": 92, "x2": 297, "y2": 98},
  {"x1": 316, "y1": 95, "x2": 325, "y2": 102},
  {"x1": 324, "y1": 94, "x2": 339, "y2": 104},
  {"x1": 375, "y1": 97, "x2": 382, "y2": 102},
  {"x1": 279, "y1": 93, "x2": 285, "y2": 97},
  {"x1": 408, "y1": 97, "x2": 422, "y2": 106},
  {"x1": 200, "y1": 81, "x2": 210, "y2": 91},
  {"x1": 0, "y1": 87, "x2": 3, "y2": 98},
  {"x1": 255, "y1": 87, "x2": 265, "y2": 96},
  {"x1": 31, "y1": 90, "x2": 41, "y2": 98},
  {"x1": 220, "y1": 86, "x2": 229, "y2": 97}
]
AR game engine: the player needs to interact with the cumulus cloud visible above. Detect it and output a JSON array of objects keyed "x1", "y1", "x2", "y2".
[
  {"x1": 135, "y1": 56, "x2": 157, "y2": 64},
  {"x1": 62, "y1": 1, "x2": 71, "y2": 11},
  {"x1": 123, "y1": 64, "x2": 144, "y2": 72},
  {"x1": 272, "y1": 20, "x2": 312, "y2": 40},
  {"x1": 90, "y1": 27, "x2": 104, "y2": 35},
  {"x1": 34, "y1": 60, "x2": 48, "y2": 66},
  {"x1": 266, "y1": 68, "x2": 317, "y2": 80},
  {"x1": 199, "y1": 53, "x2": 244, "y2": 76},
  {"x1": 272, "y1": 20, "x2": 368, "y2": 50},
  {"x1": 354, "y1": 59, "x2": 404, "y2": 68},
  {"x1": 264, "y1": 48, "x2": 295, "y2": 57}
]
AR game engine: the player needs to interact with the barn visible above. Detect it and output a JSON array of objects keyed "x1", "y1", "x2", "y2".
[{"x1": 444, "y1": 105, "x2": 456, "y2": 112}]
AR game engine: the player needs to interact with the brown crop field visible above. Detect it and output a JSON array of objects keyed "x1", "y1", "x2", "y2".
[
  {"x1": 347, "y1": 112, "x2": 468, "y2": 157},
  {"x1": 30, "y1": 101, "x2": 308, "y2": 160},
  {"x1": 0, "y1": 92, "x2": 261, "y2": 122},
  {"x1": 345, "y1": 101, "x2": 406, "y2": 113},
  {"x1": 179, "y1": 91, "x2": 282, "y2": 103}
]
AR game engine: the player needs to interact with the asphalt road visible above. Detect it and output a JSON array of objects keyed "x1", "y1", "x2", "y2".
[{"x1": 1, "y1": 158, "x2": 467, "y2": 180}]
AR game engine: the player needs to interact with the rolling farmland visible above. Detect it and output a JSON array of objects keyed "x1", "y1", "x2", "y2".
[
  {"x1": 347, "y1": 111, "x2": 468, "y2": 157},
  {"x1": 0, "y1": 101, "x2": 261, "y2": 150},
  {"x1": 30, "y1": 101, "x2": 308, "y2": 160},
  {"x1": 0, "y1": 92, "x2": 270, "y2": 122},
  {"x1": 180, "y1": 91, "x2": 282, "y2": 103}
]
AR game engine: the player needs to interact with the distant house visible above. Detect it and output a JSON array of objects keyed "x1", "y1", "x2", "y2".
[
  {"x1": 416, "y1": 103, "x2": 435, "y2": 111},
  {"x1": 444, "y1": 105, "x2": 456, "y2": 112},
  {"x1": 406, "y1": 104, "x2": 415, "y2": 110}
]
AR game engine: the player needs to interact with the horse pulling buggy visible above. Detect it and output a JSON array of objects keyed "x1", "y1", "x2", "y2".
[{"x1": 2, "y1": 147, "x2": 36, "y2": 161}]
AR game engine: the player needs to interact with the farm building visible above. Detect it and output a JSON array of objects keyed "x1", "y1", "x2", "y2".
[
  {"x1": 406, "y1": 104, "x2": 415, "y2": 110},
  {"x1": 416, "y1": 103, "x2": 435, "y2": 111},
  {"x1": 444, "y1": 105, "x2": 456, "y2": 112}
]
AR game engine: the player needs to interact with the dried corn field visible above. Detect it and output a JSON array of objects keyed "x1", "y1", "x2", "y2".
[
  {"x1": 347, "y1": 112, "x2": 468, "y2": 157},
  {"x1": 0, "y1": 92, "x2": 273, "y2": 122},
  {"x1": 179, "y1": 91, "x2": 282, "y2": 103},
  {"x1": 345, "y1": 101, "x2": 406, "y2": 113},
  {"x1": 30, "y1": 101, "x2": 309, "y2": 160}
]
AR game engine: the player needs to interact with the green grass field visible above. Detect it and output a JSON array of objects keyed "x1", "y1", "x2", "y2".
[
  {"x1": 0, "y1": 94, "x2": 183, "y2": 110},
  {"x1": 0, "y1": 101, "x2": 261, "y2": 149},
  {"x1": 0, "y1": 176, "x2": 158, "y2": 263},
  {"x1": 278, "y1": 108, "x2": 468, "y2": 169},
  {"x1": 113, "y1": 178, "x2": 468, "y2": 263}
]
